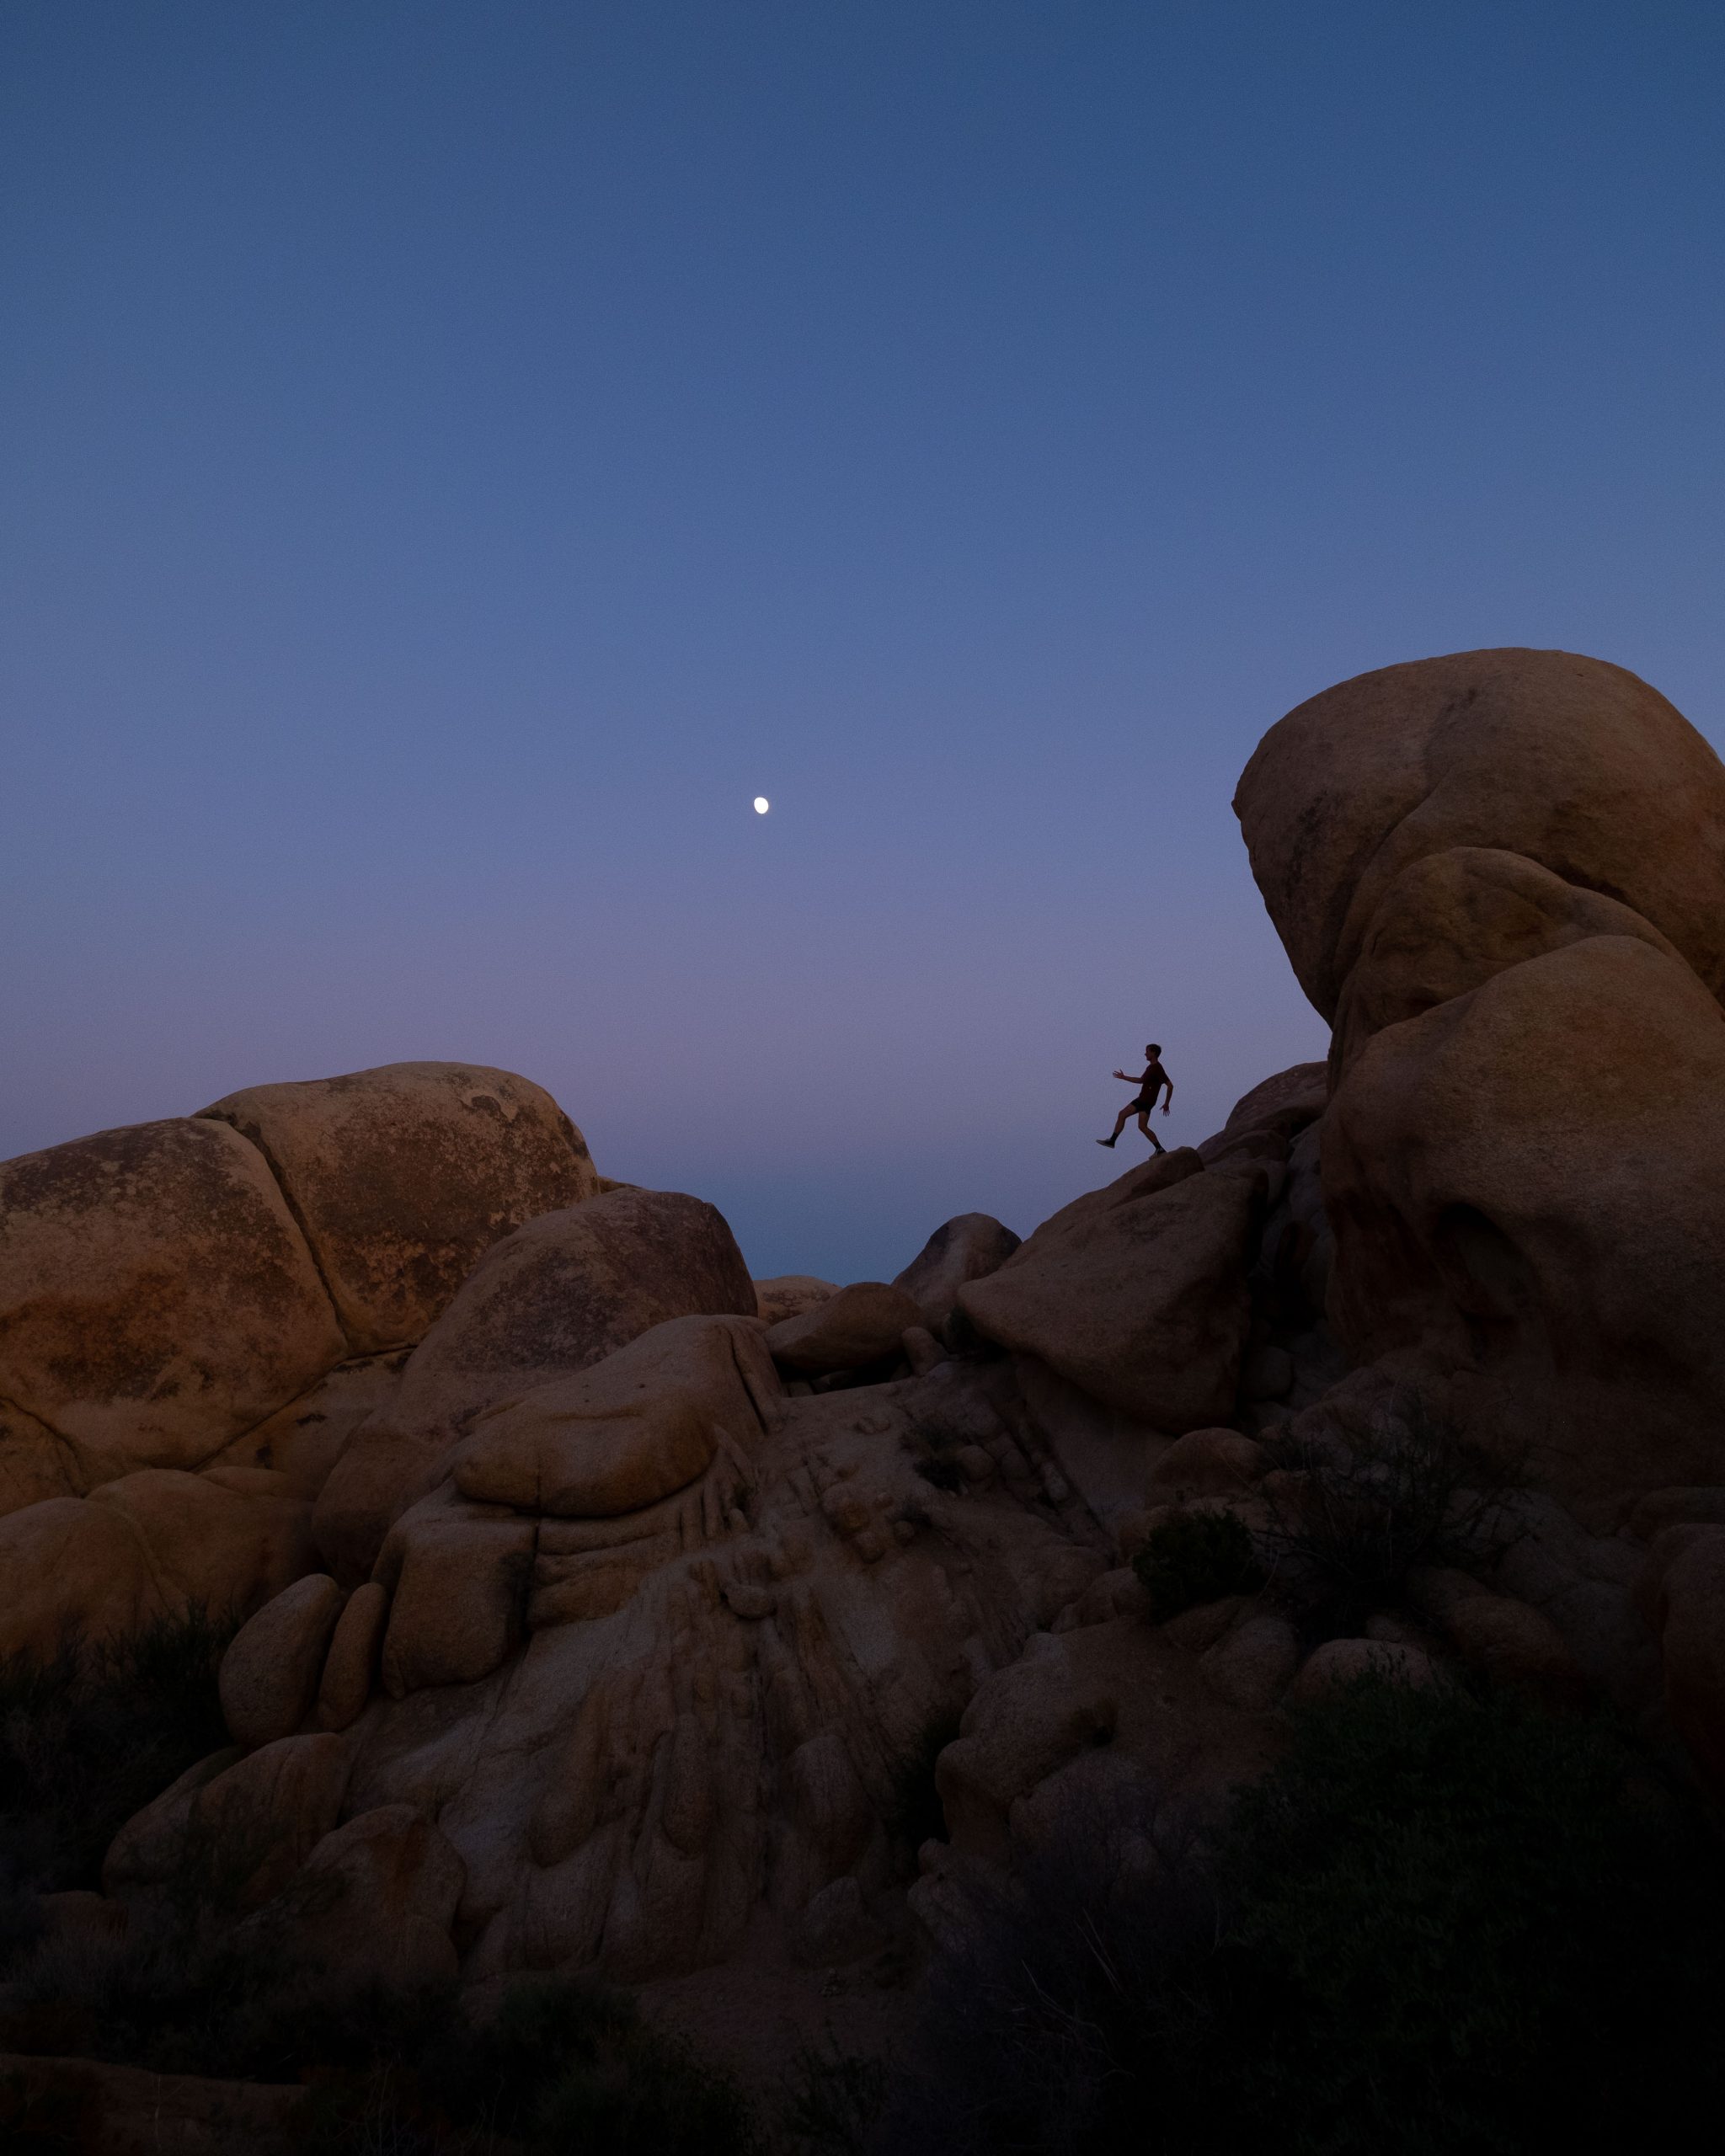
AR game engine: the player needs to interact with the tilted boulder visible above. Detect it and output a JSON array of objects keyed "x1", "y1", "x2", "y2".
[
  {"x1": 959, "y1": 1151, "x2": 1267, "y2": 1429},
  {"x1": 207, "y1": 1353, "x2": 409, "y2": 1502},
  {"x1": 199, "y1": 1061, "x2": 599, "y2": 1355},
  {"x1": 219, "y1": 1574, "x2": 346, "y2": 1750},
  {"x1": 892, "y1": 1214, "x2": 1021, "y2": 1333}
]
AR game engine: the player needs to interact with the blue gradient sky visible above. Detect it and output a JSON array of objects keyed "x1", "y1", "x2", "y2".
[{"x1": 4, "y1": 3, "x2": 1722, "y2": 1280}]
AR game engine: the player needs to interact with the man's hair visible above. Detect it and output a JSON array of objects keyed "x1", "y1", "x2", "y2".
[{"x1": 1146, "y1": 1043, "x2": 1162, "y2": 1055}]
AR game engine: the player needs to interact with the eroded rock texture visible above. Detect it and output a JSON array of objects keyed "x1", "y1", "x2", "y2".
[
  {"x1": 0, "y1": 1063, "x2": 600, "y2": 1641},
  {"x1": 1236, "y1": 647, "x2": 1725, "y2": 1528}
]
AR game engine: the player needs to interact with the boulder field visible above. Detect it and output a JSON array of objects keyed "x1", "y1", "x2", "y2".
[{"x1": 3, "y1": 647, "x2": 1725, "y2": 2100}]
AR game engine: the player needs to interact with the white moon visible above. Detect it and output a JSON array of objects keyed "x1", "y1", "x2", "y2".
[{"x1": 752, "y1": 796, "x2": 770, "y2": 814}]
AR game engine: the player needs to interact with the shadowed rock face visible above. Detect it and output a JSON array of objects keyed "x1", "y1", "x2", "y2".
[
  {"x1": 1236, "y1": 647, "x2": 1725, "y2": 1525},
  {"x1": 959, "y1": 1152, "x2": 1266, "y2": 1430}
]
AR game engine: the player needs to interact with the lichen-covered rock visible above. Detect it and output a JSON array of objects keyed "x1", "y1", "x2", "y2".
[
  {"x1": 0, "y1": 1118, "x2": 344, "y2": 1495},
  {"x1": 753, "y1": 1275, "x2": 837, "y2": 1326},
  {"x1": 198, "y1": 1061, "x2": 599, "y2": 1354}
]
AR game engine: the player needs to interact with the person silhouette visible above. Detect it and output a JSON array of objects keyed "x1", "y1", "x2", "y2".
[{"x1": 1098, "y1": 1044, "x2": 1172, "y2": 1152}]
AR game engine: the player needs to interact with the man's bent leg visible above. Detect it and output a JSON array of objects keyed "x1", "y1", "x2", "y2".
[{"x1": 1097, "y1": 1105, "x2": 1134, "y2": 1147}]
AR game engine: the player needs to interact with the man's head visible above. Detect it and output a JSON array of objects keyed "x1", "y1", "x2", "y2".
[{"x1": 1146, "y1": 1043, "x2": 1162, "y2": 1058}]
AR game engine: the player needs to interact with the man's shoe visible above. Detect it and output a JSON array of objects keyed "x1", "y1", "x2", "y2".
[{"x1": 1096, "y1": 1136, "x2": 1116, "y2": 1147}]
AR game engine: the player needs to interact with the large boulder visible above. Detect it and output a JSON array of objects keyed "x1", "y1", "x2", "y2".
[
  {"x1": 312, "y1": 1187, "x2": 755, "y2": 1581},
  {"x1": 1328, "y1": 846, "x2": 1686, "y2": 1077},
  {"x1": 0, "y1": 1118, "x2": 344, "y2": 1496},
  {"x1": 1234, "y1": 648, "x2": 1725, "y2": 1024},
  {"x1": 1322, "y1": 935, "x2": 1725, "y2": 1521},
  {"x1": 892, "y1": 1214, "x2": 1021, "y2": 1331},
  {"x1": 959, "y1": 1152, "x2": 1267, "y2": 1428},
  {"x1": 198, "y1": 1062, "x2": 599, "y2": 1354}
]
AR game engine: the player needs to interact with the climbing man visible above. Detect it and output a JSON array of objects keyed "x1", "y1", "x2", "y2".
[{"x1": 1098, "y1": 1043, "x2": 1172, "y2": 1152}]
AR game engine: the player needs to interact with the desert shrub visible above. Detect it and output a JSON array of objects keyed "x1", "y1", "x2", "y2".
[
  {"x1": 302, "y1": 1977, "x2": 756, "y2": 2156},
  {"x1": 884, "y1": 1678, "x2": 1725, "y2": 2156},
  {"x1": 0, "y1": 1604, "x2": 232, "y2": 1922},
  {"x1": 1131, "y1": 1508, "x2": 1263, "y2": 1620},
  {"x1": 1259, "y1": 1395, "x2": 1514, "y2": 1633},
  {"x1": 877, "y1": 1783, "x2": 1220, "y2": 2156},
  {"x1": 782, "y1": 2029, "x2": 889, "y2": 2153}
]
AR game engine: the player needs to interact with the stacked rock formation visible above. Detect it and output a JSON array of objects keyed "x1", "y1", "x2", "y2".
[
  {"x1": 7, "y1": 647, "x2": 1725, "y2": 2114},
  {"x1": 0, "y1": 1063, "x2": 599, "y2": 1654},
  {"x1": 1236, "y1": 646, "x2": 1725, "y2": 1789},
  {"x1": 1235, "y1": 649, "x2": 1725, "y2": 1521}
]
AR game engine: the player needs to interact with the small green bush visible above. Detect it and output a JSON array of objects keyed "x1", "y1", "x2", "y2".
[{"x1": 1132, "y1": 1508, "x2": 1263, "y2": 1620}]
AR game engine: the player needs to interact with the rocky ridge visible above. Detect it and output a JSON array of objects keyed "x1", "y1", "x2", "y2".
[{"x1": 3, "y1": 647, "x2": 1724, "y2": 2129}]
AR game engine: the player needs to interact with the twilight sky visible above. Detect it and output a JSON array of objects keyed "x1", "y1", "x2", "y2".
[{"x1": 3, "y1": 2, "x2": 1722, "y2": 1281}]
